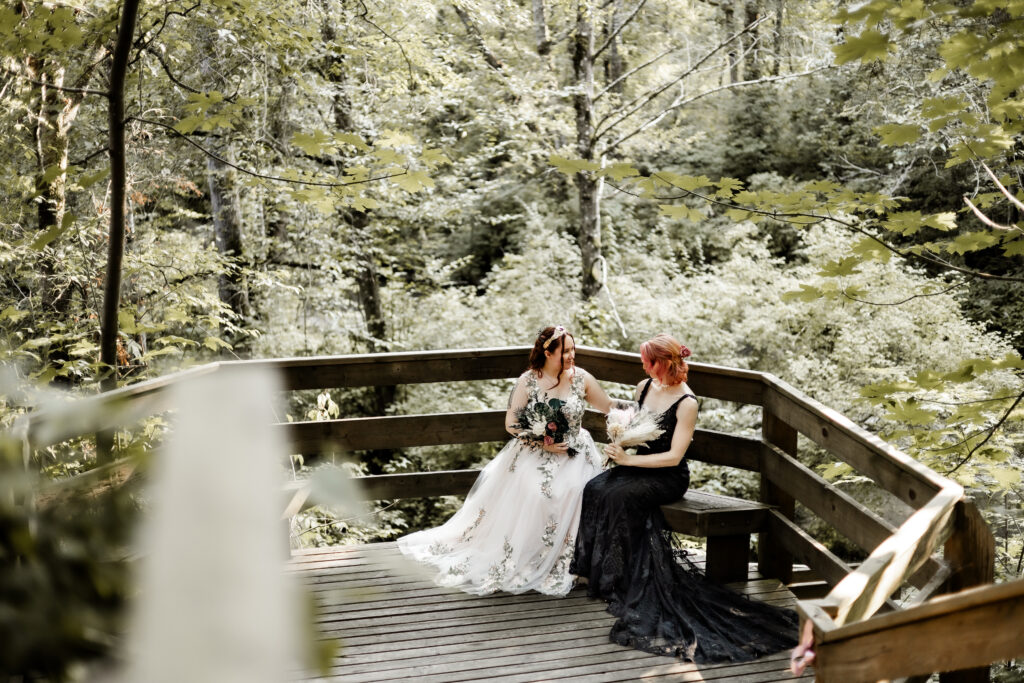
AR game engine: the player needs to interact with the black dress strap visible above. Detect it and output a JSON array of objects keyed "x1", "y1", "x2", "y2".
[
  {"x1": 637, "y1": 378, "x2": 654, "y2": 407},
  {"x1": 639, "y1": 381, "x2": 696, "y2": 414}
]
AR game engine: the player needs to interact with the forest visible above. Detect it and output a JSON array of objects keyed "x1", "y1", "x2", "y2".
[{"x1": 1, "y1": 0, "x2": 1023, "y2": 679}]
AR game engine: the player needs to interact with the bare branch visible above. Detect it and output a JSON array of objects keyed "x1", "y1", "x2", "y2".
[
  {"x1": 0, "y1": 73, "x2": 13, "y2": 101},
  {"x1": 946, "y1": 388, "x2": 1024, "y2": 475},
  {"x1": 602, "y1": 65, "x2": 827, "y2": 153},
  {"x1": 981, "y1": 160, "x2": 1024, "y2": 213},
  {"x1": 356, "y1": 0, "x2": 416, "y2": 88},
  {"x1": 604, "y1": 178, "x2": 1024, "y2": 283},
  {"x1": 841, "y1": 281, "x2": 969, "y2": 306},
  {"x1": 69, "y1": 145, "x2": 110, "y2": 167},
  {"x1": 964, "y1": 195, "x2": 1024, "y2": 235},
  {"x1": 131, "y1": 3, "x2": 202, "y2": 66},
  {"x1": 920, "y1": 394, "x2": 1024, "y2": 407},
  {"x1": 592, "y1": 0, "x2": 648, "y2": 60},
  {"x1": 143, "y1": 47, "x2": 204, "y2": 95},
  {"x1": 452, "y1": 3, "x2": 503, "y2": 70},
  {"x1": 595, "y1": 44, "x2": 675, "y2": 102},
  {"x1": 593, "y1": 13, "x2": 772, "y2": 142},
  {"x1": 4, "y1": 68, "x2": 110, "y2": 98},
  {"x1": 130, "y1": 116, "x2": 408, "y2": 189}
]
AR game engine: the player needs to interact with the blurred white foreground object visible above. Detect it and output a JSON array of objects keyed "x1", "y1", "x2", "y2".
[{"x1": 122, "y1": 365, "x2": 299, "y2": 683}]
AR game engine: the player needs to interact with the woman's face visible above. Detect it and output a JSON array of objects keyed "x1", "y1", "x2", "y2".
[
  {"x1": 561, "y1": 336, "x2": 576, "y2": 368},
  {"x1": 641, "y1": 352, "x2": 659, "y2": 380},
  {"x1": 546, "y1": 335, "x2": 575, "y2": 368}
]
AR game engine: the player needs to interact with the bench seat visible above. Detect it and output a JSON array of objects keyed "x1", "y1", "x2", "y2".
[{"x1": 660, "y1": 490, "x2": 771, "y2": 583}]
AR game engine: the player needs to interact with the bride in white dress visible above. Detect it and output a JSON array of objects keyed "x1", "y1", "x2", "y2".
[{"x1": 397, "y1": 325, "x2": 615, "y2": 596}]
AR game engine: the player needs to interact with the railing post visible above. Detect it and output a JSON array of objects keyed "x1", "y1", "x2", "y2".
[
  {"x1": 760, "y1": 409, "x2": 795, "y2": 583},
  {"x1": 939, "y1": 500, "x2": 994, "y2": 683}
]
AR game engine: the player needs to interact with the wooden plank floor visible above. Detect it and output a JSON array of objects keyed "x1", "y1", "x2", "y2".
[{"x1": 289, "y1": 542, "x2": 813, "y2": 682}]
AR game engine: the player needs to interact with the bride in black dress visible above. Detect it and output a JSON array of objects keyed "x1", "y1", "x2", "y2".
[{"x1": 570, "y1": 334, "x2": 799, "y2": 662}]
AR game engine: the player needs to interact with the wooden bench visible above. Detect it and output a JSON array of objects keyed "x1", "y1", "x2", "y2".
[
  {"x1": 300, "y1": 470, "x2": 771, "y2": 584},
  {"x1": 661, "y1": 490, "x2": 771, "y2": 583}
]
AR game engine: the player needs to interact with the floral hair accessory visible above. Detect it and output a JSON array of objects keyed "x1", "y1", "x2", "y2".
[
  {"x1": 542, "y1": 325, "x2": 567, "y2": 350},
  {"x1": 680, "y1": 344, "x2": 692, "y2": 359}
]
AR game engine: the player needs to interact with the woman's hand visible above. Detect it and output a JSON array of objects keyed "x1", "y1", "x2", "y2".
[
  {"x1": 789, "y1": 619, "x2": 816, "y2": 676},
  {"x1": 543, "y1": 441, "x2": 569, "y2": 455},
  {"x1": 603, "y1": 443, "x2": 631, "y2": 466}
]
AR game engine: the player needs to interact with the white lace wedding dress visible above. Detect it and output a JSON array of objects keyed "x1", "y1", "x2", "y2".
[{"x1": 397, "y1": 369, "x2": 603, "y2": 596}]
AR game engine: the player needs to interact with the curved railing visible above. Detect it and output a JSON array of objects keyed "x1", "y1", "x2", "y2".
[{"x1": 14, "y1": 346, "x2": 1006, "y2": 682}]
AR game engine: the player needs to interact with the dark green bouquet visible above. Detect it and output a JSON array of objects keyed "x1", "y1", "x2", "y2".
[{"x1": 515, "y1": 398, "x2": 575, "y2": 457}]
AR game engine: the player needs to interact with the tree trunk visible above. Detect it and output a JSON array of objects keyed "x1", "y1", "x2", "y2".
[
  {"x1": 349, "y1": 209, "x2": 396, "y2": 472},
  {"x1": 771, "y1": 0, "x2": 784, "y2": 77},
  {"x1": 576, "y1": 172, "x2": 604, "y2": 299},
  {"x1": 321, "y1": 12, "x2": 397, "y2": 455},
  {"x1": 452, "y1": 3, "x2": 503, "y2": 70},
  {"x1": 723, "y1": 1, "x2": 739, "y2": 84},
  {"x1": 207, "y1": 151, "x2": 252, "y2": 330},
  {"x1": 27, "y1": 58, "x2": 76, "y2": 383},
  {"x1": 603, "y1": 0, "x2": 625, "y2": 96},
  {"x1": 98, "y1": 0, "x2": 142, "y2": 461},
  {"x1": 743, "y1": 0, "x2": 762, "y2": 80},
  {"x1": 572, "y1": 0, "x2": 603, "y2": 300},
  {"x1": 531, "y1": 0, "x2": 551, "y2": 55},
  {"x1": 31, "y1": 60, "x2": 71, "y2": 267}
]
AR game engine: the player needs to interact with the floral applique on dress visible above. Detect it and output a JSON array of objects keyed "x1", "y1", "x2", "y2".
[{"x1": 396, "y1": 368, "x2": 603, "y2": 596}]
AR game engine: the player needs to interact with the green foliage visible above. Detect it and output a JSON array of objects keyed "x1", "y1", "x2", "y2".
[
  {"x1": 547, "y1": 1, "x2": 1024, "y2": 509},
  {"x1": 3, "y1": 1, "x2": 1024, "y2": 677},
  {"x1": 0, "y1": 437, "x2": 139, "y2": 679}
]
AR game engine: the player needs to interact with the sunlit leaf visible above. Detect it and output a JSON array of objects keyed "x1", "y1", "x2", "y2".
[
  {"x1": 781, "y1": 284, "x2": 823, "y2": 302},
  {"x1": 292, "y1": 130, "x2": 336, "y2": 156},
  {"x1": 335, "y1": 132, "x2": 370, "y2": 151},
  {"x1": 817, "y1": 256, "x2": 862, "y2": 277},
  {"x1": 599, "y1": 163, "x2": 640, "y2": 181},
  {"x1": 992, "y1": 467, "x2": 1021, "y2": 490},
  {"x1": 885, "y1": 398, "x2": 937, "y2": 425},
  {"x1": 833, "y1": 29, "x2": 894, "y2": 64},
  {"x1": 377, "y1": 129, "x2": 416, "y2": 147},
  {"x1": 392, "y1": 170, "x2": 434, "y2": 193},
  {"x1": 203, "y1": 336, "x2": 233, "y2": 351},
  {"x1": 874, "y1": 123, "x2": 922, "y2": 146},
  {"x1": 548, "y1": 154, "x2": 601, "y2": 175},
  {"x1": 420, "y1": 148, "x2": 451, "y2": 167},
  {"x1": 372, "y1": 148, "x2": 404, "y2": 165}
]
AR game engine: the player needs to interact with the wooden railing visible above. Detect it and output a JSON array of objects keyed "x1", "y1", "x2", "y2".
[{"x1": 14, "y1": 346, "x2": 1010, "y2": 682}]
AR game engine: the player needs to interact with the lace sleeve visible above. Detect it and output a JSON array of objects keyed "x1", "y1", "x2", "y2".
[{"x1": 505, "y1": 373, "x2": 531, "y2": 432}]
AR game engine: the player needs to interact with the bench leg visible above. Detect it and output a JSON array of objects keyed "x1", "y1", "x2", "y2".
[{"x1": 705, "y1": 534, "x2": 750, "y2": 583}]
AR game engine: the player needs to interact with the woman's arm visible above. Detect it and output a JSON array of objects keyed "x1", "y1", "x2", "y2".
[
  {"x1": 605, "y1": 398, "x2": 697, "y2": 468},
  {"x1": 505, "y1": 374, "x2": 530, "y2": 436},
  {"x1": 582, "y1": 370, "x2": 642, "y2": 413},
  {"x1": 581, "y1": 368, "x2": 615, "y2": 413}
]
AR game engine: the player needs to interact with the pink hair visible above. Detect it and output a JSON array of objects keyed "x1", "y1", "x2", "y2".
[{"x1": 640, "y1": 334, "x2": 691, "y2": 385}]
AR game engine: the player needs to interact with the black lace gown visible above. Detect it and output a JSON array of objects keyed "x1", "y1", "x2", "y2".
[{"x1": 569, "y1": 380, "x2": 799, "y2": 662}]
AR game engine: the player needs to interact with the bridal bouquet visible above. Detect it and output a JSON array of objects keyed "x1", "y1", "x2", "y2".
[
  {"x1": 515, "y1": 399, "x2": 576, "y2": 457},
  {"x1": 604, "y1": 402, "x2": 664, "y2": 467}
]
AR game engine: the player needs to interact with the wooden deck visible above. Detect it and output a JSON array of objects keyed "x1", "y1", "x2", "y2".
[{"x1": 289, "y1": 542, "x2": 813, "y2": 682}]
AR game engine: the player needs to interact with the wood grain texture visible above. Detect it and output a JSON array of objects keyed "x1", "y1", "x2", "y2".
[
  {"x1": 661, "y1": 490, "x2": 769, "y2": 537},
  {"x1": 813, "y1": 579, "x2": 1024, "y2": 682},
  {"x1": 288, "y1": 541, "x2": 814, "y2": 682},
  {"x1": 761, "y1": 378, "x2": 947, "y2": 508},
  {"x1": 281, "y1": 410, "x2": 762, "y2": 470},
  {"x1": 759, "y1": 442, "x2": 943, "y2": 590},
  {"x1": 826, "y1": 484, "x2": 961, "y2": 628},
  {"x1": 767, "y1": 511, "x2": 852, "y2": 588},
  {"x1": 759, "y1": 411, "x2": 797, "y2": 583}
]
